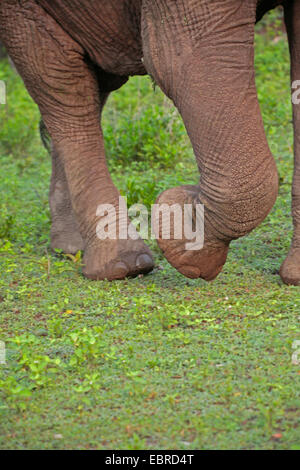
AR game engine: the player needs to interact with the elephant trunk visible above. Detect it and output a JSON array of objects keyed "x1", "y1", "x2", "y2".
[
  {"x1": 142, "y1": 0, "x2": 278, "y2": 280},
  {"x1": 176, "y1": 64, "x2": 278, "y2": 244}
]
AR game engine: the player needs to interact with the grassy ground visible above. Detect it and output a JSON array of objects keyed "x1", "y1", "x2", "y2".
[{"x1": 0, "y1": 12, "x2": 299, "y2": 450}]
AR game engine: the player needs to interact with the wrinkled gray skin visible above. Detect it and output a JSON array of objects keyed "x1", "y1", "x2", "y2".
[
  {"x1": 0, "y1": 0, "x2": 298, "y2": 285},
  {"x1": 0, "y1": 42, "x2": 5, "y2": 59}
]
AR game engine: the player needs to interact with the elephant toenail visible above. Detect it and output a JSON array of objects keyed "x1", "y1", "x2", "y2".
[
  {"x1": 136, "y1": 254, "x2": 154, "y2": 272},
  {"x1": 110, "y1": 262, "x2": 128, "y2": 279}
]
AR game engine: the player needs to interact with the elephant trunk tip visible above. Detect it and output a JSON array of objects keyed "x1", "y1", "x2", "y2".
[{"x1": 153, "y1": 185, "x2": 230, "y2": 281}]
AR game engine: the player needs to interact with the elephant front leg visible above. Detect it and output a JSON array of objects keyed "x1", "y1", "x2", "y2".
[
  {"x1": 280, "y1": 1, "x2": 300, "y2": 286},
  {"x1": 0, "y1": 0, "x2": 154, "y2": 280}
]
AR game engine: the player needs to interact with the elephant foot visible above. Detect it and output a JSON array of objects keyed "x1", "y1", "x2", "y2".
[
  {"x1": 51, "y1": 221, "x2": 85, "y2": 255},
  {"x1": 51, "y1": 232, "x2": 85, "y2": 255},
  {"x1": 153, "y1": 185, "x2": 229, "y2": 280},
  {"x1": 82, "y1": 238, "x2": 154, "y2": 281},
  {"x1": 280, "y1": 248, "x2": 300, "y2": 286}
]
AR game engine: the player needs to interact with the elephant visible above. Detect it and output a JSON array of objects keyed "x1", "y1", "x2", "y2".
[
  {"x1": 0, "y1": 42, "x2": 6, "y2": 59},
  {"x1": 0, "y1": 0, "x2": 299, "y2": 284}
]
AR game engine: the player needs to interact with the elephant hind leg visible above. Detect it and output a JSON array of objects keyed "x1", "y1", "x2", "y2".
[
  {"x1": 280, "y1": 1, "x2": 300, "y2": 286},
  {"x1": 49, "y1": 144, "x2": 85, "y2": 255},
  {"x1": 39, "y1": 119, "x2": 84, "y2": 255}
]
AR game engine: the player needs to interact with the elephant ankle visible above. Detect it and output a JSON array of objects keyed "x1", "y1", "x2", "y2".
[
  {"x1": 51, "y1": 231, "x2": 84, "y2": 255},
  {"x1": 50, "y1": 218, "x2": 84, "y2": 255}
]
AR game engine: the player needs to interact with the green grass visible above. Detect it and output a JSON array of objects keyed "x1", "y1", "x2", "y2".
[{"x1": 0, "y1": 12, "x2": 299, "y2": 450}]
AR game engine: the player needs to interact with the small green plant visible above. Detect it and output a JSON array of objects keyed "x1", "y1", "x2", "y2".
[
  {"x1": 0, "y1": 376, "x2": 34, "y2": 412},
  {"x1": 67, "y1": 327, "x2": 104, "y2": 366},
  {"x1": 0, "y1": 204, "x2": 14, "y2": 240},
  {"x1": 47, "y1": 318, "x2": 64, "y2": 338}
]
